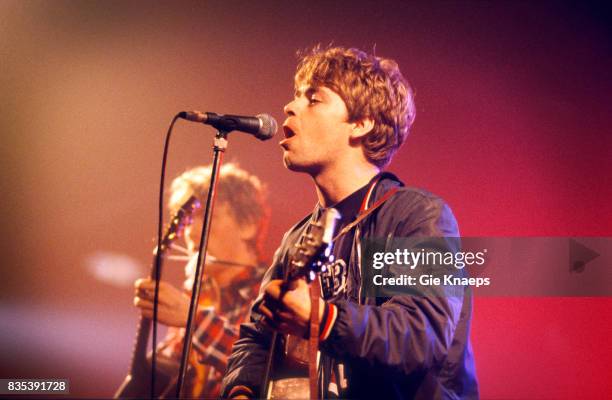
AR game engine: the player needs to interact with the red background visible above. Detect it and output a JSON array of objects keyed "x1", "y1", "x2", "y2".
[{"x1": 1, "y1": 1, "x2": 611, "y2": 398}]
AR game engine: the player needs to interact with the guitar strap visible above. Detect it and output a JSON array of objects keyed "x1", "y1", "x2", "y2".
[
  {"x1": 333, "y1": 181, "x2": 399, "y2": 242},
  {"x1": 308, "y1": 177, "x2": 399, "y2": 399},
  {"x1": 308, "y1": 279, "x2": 321, "y2": 400}
]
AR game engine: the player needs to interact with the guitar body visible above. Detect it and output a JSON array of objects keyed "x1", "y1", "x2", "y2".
[
  {"x1": 268, "y1": 377, "x2": 310, "y2": 400},
  {"x1": 115, "y1": 371, "x2": 149, "y2": 399},
  {"x1": 266, "y1": 335, "x2": 311, "y2": 399},
  {"x1": 114, "y1": 368, "x2": 173, "y2": 399},
  {"x1": 114, "y1": 349, "x2": 196, "y2": 399}
]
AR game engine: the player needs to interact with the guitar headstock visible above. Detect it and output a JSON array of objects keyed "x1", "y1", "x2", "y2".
[
  {"x1": 288, "y1": 208, "x2": 341, "y2": 283},
  {"x1": 157, "y1": 195, "x2": 202, "y2": 254}
]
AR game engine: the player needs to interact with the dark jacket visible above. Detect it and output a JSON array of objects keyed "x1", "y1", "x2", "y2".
[{"x1": 222, "y1": 174, "x2": 479, "y2": 399}]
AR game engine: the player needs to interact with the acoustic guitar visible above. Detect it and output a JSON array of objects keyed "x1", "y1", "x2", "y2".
[{"x1": 262, "y1": 208, "x2": 340, "y2": 399}]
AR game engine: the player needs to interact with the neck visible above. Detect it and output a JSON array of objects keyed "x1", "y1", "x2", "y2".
[{"x1": 313, "y1": 161, "x2": 380, "y2": 207}]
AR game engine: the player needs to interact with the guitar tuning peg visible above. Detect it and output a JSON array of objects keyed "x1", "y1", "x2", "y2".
[{"x1": 309, "y1": 271, "x2": 316, "y2": 281}]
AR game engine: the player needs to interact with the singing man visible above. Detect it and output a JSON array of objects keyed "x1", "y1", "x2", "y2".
[{"x1": 222, "y1": 46, "x2": 479, "y2": 399}]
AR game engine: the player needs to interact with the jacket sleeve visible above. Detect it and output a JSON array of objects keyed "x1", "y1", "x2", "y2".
[{"x1": 320, "y1": 194, "x2": 465, "y2": 377}]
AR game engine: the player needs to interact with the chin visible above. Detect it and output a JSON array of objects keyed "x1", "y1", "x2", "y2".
[
  {"x1": 283, "y1": 154, "x2": 306, "y2": 172},
  {"x1": 282, "y1": 154, "x2": 299, "y2": 171},
  {"x1": 283, "y1": 155, "x2": 321, "y2": 176}
]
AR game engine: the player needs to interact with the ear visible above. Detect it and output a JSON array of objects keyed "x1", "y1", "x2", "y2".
[{"x1": 349, "y1": 117, "x2": 375, "y2": 140}]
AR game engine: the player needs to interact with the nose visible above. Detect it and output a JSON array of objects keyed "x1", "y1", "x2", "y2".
[{"x1": 283, "y1": 99, "x2": 296, "y2": 116}]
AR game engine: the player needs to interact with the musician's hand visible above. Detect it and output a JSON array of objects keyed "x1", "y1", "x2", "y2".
[
  {"x1": 133, "y1": 278, "x2": 190, "y2": 327},
  {"x1": 257, "y1": 278, "x2": 324, "y2": 338}
]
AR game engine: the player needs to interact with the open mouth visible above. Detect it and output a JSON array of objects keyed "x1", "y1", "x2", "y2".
[{"x1": 283, "y1": 125, "x2": 296, "y2": 139}]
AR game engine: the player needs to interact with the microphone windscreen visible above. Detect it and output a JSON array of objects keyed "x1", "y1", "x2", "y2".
[{"x1": 256, "y1": 114, "x2": 278, "y2": 140}]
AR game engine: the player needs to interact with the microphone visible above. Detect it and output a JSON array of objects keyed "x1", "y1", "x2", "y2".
[{"x1": 179, "y1": 111, "x2": 277, "y2": 140}]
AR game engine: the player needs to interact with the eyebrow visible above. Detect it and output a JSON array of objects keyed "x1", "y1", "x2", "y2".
[{"x1": 294, "y1": 86, "x2": 319, "y2": 98}]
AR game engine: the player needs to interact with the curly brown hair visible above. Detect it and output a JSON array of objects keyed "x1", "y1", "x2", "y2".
[
  {"x1": 168, "y1": 163, "x2": 269, "y2": 258},
  {"x1": 295, "y1": 46, "x2": 415, "y2": 168}
]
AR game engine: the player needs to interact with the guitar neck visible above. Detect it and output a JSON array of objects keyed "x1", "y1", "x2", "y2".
[
  {"x1": 129, "y1": 315, "x2": 152, "y2": 372},
  {"x1": 127, "y1": 253, "x2": 165, "y2": 374}
]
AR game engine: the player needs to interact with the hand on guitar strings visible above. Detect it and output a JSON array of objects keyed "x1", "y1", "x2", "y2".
[
  {"x1": 257, "y1": 278, "x2": 325, "y2": 338},
  {"x1": 134, "y1": 278, "x2": 191, "y2": 327}
]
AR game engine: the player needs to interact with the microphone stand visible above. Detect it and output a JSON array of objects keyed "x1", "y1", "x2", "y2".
[{"x1": 175, "y1": 130, "x2": 228, "y2": 398}]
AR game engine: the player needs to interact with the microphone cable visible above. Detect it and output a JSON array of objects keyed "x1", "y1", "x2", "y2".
[{"x1": 150, "y1": 112, "x2": 182, "y2": 399}]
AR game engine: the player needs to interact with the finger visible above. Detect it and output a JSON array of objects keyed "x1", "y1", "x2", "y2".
[
  {"x1": 139, "y1": 279, "x2": 163, "y2": 292},
  {"x1": 262, "y1": 290, "x2": 285, "y2": 312},
  {"x1": 133, "y1": 297, "x2": 154, "y2": 310},
  {"x1": 260, "y1": 315, "x2": 299, "y2": 335},
  {"x1": 135, "y1": 278, "x2": 152, "y2": 290},
  {"x1": 259, "y1": 317, "x2": 276, "y2": 331},
  {"x1": 259, "y1": 300, "x2": 297, "y2": 327},
  {"x1": 135, "y1": 286, "x2": 152, "y2": 300},
  {"x1": 134, "y1": 278, "x2": 144, "y2": 290},
  {"x1": 136, "y1": 284, "x2": 153, "y2": 296},
  {"x1": 257, "y1": 302, "x2": 275, "y2": 320},
  {"x1": 264, "y1": 279, "x2": 285, "y2": 300},
  {"x1": 136, "y1": 283, "x2": 172, "y2": 304},
  {"x1": 274, "y1": 309, "x2": 295, "y2": 322}
]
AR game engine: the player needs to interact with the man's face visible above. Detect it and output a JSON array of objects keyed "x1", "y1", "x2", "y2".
[
  {"x1": 280, "y1": 83, "x2": 353, "y2": 174},
  {"x1": 184, "y1": 202, "x2": 242, "y2": 275}
]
